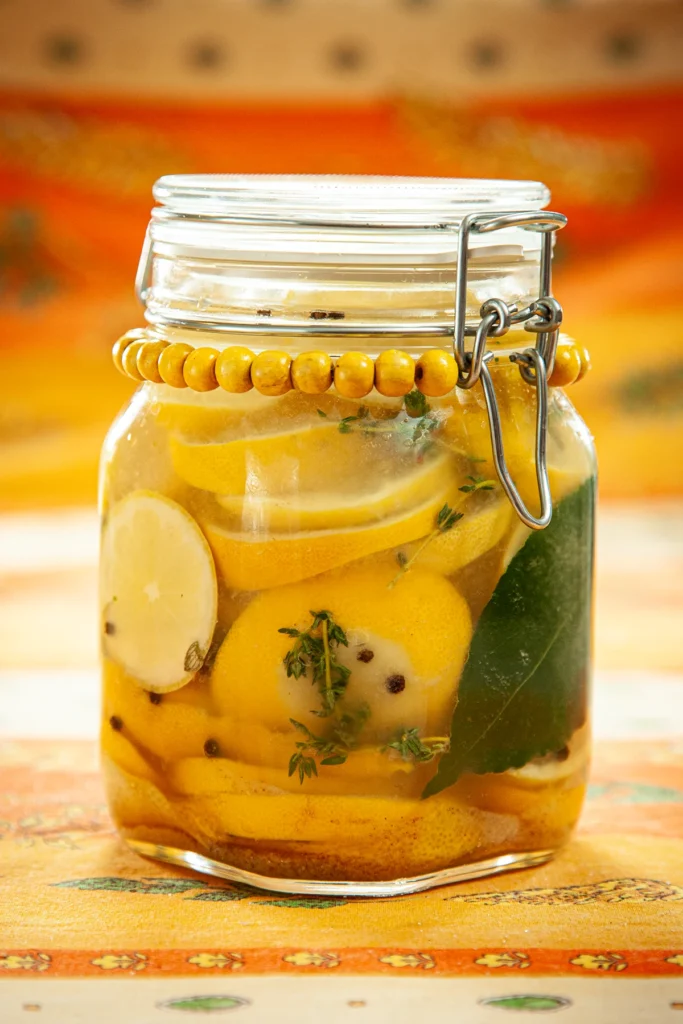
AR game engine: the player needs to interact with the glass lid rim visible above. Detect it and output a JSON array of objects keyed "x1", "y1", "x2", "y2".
[{"x1": 153, "y1": 174, "x2": 551, "y2": 227}]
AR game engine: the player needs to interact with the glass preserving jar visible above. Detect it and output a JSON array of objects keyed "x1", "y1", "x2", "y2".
[{"x1": 101, "y1": 175, "x2": 595, "y2": 896}]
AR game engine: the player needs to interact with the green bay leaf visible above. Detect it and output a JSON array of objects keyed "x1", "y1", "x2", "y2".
[{"x1": 424, "y1": 478, "x2": 595, "y2": 798}]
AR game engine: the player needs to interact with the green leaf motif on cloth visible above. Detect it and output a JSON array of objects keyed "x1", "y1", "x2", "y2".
[
  {"x1": 188, "y1": 890, "x2": 252, "y2": 903},
  {"x1": 259, "y1": 897, "x2": 349, "y2": 909},
  {"x1": 52, "y1": 877, "x2": 211, "y2": 894},
  {"x1": 424, "y1": 479, "x2": 595, "y2": 798},
  {"x1": 480, "y1": 995, "x2": 571, "y2": 1012},
  {"x1": 51, "y1": 877, "x2": 351, "y2": 909},
  {"x1": 159, "y1": 994, "x2": 248, "y2": 1012}
]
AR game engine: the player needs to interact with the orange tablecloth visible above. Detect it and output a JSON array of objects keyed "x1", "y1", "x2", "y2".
[{"x1": 1, "y1": 737, "x2": 683, "y2": 1020}]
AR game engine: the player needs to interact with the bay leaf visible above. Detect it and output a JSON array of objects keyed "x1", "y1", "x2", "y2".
[{"x1": 423, "y1": 477, "x2": 595, "y2": 798}]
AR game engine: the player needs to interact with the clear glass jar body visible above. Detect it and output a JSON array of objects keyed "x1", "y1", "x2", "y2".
[
  {"x1": 99, "y1": 176, "x2": 595, "y2": 894},
  {"x1": 100, "y1": 344, "x2": 595, "y2": 893}
]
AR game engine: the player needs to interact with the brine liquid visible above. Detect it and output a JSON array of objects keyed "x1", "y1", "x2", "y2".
[{"x1": 100, "y1": 368, "x2": 594, "y2": 886}]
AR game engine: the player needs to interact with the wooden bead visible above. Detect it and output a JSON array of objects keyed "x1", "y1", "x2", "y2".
[
  {"x1": 575, "y1": 344, "x2": 592, "y2": 382},
  {"x1": 415, "y1": 349, "x2": 457, "y2": 397},
  {"x1": 158, "y1": 342, "x2": 194, "y2": 388},
  {"x1": 251, "y1": 350, "x2": 292, "y2": 396},
  {"x1": 374, "y1": 349, "x2": 415, "y2": 398},
  {"x1": 183, "y1": 347, "x2": 220, "y2": 392},
  {"x1": 137, "y1": 340, "x2": 169, "y2": 383},
  {"x1": 215, "y1": 346, "x2": 254, "y2": 393},
  {"x1": 112, "y1": 329, "x2": 146, "y2": 374},
  {"x1": 333, "y1": 352, "x2": 374, "y2": 399},
  {"x1": 292, "y1": 351, "x2": 333, "y2": 394},
  {"x1": 121, "y1": 340, "x2": 146, "y2": 381},
  {"x1": 548, "y1": 340, "x2": 582, "y2": 388}
]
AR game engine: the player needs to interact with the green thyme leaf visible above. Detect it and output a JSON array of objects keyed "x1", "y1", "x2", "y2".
[
  {"x1": 389, "y1": 503, "x2": 463, "y2": 587},
  {"x1": 280, "y1": 610, "x2": 351, "y2": 717},
  {"x1": 404, "y1": 389, "x2": 431, "y2": 418},
  {"x1": 286, "y1": 705, "x2": 370, "y2": 786},
  {"x1": 458, "y1": 475, "x2": 496, "y2": 494},
  {"x1": 382, "y1": 727, "x2": 449, "y2": 764}
]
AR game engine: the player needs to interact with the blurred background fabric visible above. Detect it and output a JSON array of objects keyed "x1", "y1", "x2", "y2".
[
  {"x1": 1, "y1": 0, "x2": 683, "y2": 512},
  {"x1": 1, "y1": 0, "x2": 682, "y2": 511}
]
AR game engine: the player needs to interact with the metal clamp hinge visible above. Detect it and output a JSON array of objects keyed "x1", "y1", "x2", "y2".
[{"x1": 452, "y1": 211, "x2": 567, "y2": 530}]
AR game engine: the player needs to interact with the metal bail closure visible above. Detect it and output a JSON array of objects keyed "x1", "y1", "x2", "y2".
[
  {"x1": 452, "y1": 209, "x2": 566, "y2": 530},
  {"x1": 480, "y1": 349, "x2": 552, "y2": 530}
]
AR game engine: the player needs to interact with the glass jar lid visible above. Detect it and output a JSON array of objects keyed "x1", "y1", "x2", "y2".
[{"x1": 148, "y1": 174, "x2": 551, "y2": 265}]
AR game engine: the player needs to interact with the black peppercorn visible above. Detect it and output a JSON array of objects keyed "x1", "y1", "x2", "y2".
[
  {"x1": 148, "y1": 691, "x2": 163, "y2": 705},
  {"x1": 109, "y1": 715, "x2": 123, "y2": 731},
  {"x1": 357, "y1": 648, "x2": 374, "y2": 663},
  {"x1": 204, "y1": 738, "x2": 221, "y2": 758},
  {"x1": 385, "y1": 674, "x2": 406, "y2": 694}
]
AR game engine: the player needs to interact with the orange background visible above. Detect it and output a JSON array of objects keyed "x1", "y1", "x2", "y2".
[{"x1": 1, "y1": 3, "x2": 682, "y2": 507}]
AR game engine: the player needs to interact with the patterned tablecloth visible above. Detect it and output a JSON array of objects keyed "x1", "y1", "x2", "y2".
[
  {"x1": 1, "y1": 737, "x2": 683, "y2": 1022},
  {"x1": 1, "y1": 505, "x2": 683, "y2": 1020}
]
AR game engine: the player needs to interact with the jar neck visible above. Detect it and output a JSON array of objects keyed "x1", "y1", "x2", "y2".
[
  {"x1": 140, "y1": 174, "x2": 554, "y2": 337},
  {"x1": 143, "y1": 251, "x2": 545, "y2": 340}
]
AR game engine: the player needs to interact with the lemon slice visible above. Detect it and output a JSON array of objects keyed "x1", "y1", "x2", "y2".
[
  {"x1": 150, "y1": 385, "x2": 273, "y2": 437},
  {"x1": 395, "y1": 493, "x2": 513, "y2": 576},
  {"x1": 100, "y1": 491, "x2": 217, "y2": 692},
  {"x1": 507, "y1": 723, "x2": 590, "y2": 786},
  {"x1": 201, "y1": 487, "x2": 452, "y2": 591},
  {"x1": 503, "y1": 520, "x2": 533, "y2": 568},
  {"x1": 211, "y1": 562, "x2": 470, "y2": 740},
  {"x1": 170, "y1": 419, "x2": 374, "y2": 495},
  {"x1": 168, "y1": 748, "x2": 430, "y2": 799},
  {"x1": 214, "y1": 453, "x2": 453, "y2": 532}
]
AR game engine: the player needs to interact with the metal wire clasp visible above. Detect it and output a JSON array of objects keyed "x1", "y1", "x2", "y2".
[{"x1": 452, "y1": 211, "x2": 566, "y2": 529}]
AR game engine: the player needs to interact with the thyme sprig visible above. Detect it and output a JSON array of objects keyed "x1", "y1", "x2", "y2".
[
  {"x1": 317, "y1": 393, "x2": 442, "y2": 455},
  {"x1": 288, "y1": 719, "x2": 347, "y2": 782},
  {"x1": 338, "y1": 406, "x2": 371, "y2": 434},
  {"x1": 288, "y1": 705, "x2": 371, "y2": 784},
  {"x1": 279, "y1": 610, "x2": 350, "y2": 718},
  {"x1": 458, "y1": 474, "x2": 496, "y2": 494},
  {"x1": 382, "y1": 727, "x2": 450, "y2": 764},
  {"x1": 389, "y1": 502, "x2": 464, "y2": 588}
]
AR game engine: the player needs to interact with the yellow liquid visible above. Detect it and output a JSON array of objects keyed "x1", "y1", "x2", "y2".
[{"x1": 99, "y1": 369, "x2": 594, "y2": 884}]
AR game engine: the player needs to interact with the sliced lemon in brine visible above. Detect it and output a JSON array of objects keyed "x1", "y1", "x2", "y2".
[
  {"x1": 150, "y1": 385, "x2": 273, "y2": 438},
  {"x1": 507, "y1": 723, "x2": 590, "y2": 786},
  {"x1": 394, "y1": 493, "x2": 514, "y2": 576},
  {"x1": 200, "y1": 486, "x2": 453, "y2": 591},
  {"x1": 214, "y1": 453, "x2": 454, "y2": 532},
  {"x1": 100, "y1": 491, "x2": 217, "y2": 692},
  {"x1": 170, "y1": 419, "x2": 373, "y2": 495}
]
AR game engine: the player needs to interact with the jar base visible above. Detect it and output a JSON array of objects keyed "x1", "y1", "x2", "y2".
[{"x1": 125, "y1": 838, "x2": 556, "y2": 897}]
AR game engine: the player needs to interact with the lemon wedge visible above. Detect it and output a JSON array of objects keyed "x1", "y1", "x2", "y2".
[
  {"x1": 100, "y1": 491, "x2": 217, "y2": 692},
  {"x1": 201, "y1": 486, "x2": 453, "y2": 591},
  {"x1": 214, "y1": 453, "x2": 453, "y2": 532}
]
